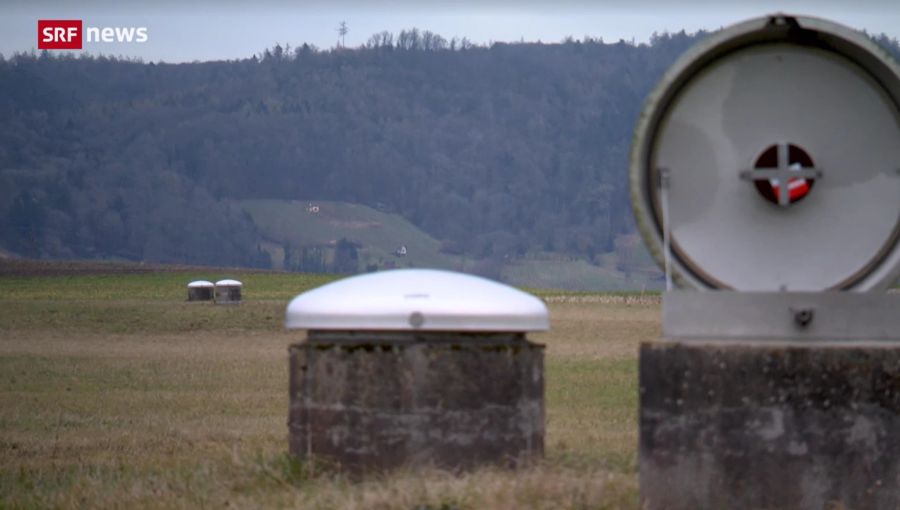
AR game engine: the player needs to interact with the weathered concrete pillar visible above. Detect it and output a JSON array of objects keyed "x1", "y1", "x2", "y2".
[
  {"x1": 215, "y1": 279, "x2": 242, "y2": 304},
  {"x1": 640, "y1": 341, "x2": 900, "y2": 510},
  {"x1": 284, "y1": 269, "x2": 548, "y2": 472},
  {"x1": 289, "y1": 332, "x2": 544, "y2": 471},
  {"x1": 187, "y1": 280, "x2": 214, "y2": 301}
]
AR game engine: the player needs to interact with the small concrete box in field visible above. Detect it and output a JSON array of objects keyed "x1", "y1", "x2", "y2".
[
  {"x1": 187, "y1": 280, "x2": 214, "y2": 301},
  {"x1": 285, "y1": 269, "x2": 548, "y2": 472},
  {"x1": 629, "y1": 13, "x2": 900, "y2": 509},
  {"x1": 215, "y1": 279, "x2": 242, "y2": 304}
]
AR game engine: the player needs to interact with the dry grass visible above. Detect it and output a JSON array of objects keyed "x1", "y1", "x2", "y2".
[{"x1": 0, "y1": 273, "x2": 658, "y2": 509}]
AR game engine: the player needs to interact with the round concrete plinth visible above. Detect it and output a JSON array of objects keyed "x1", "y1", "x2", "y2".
[
  {"x1": 288, "y1": 332, "x2": 544, "y2": 472},
  {"x1": 187, "y1": 286, "x2": 213, "y2": 301},
  {"x1": 215, "y1": 285, "x2": 241, "y2": 304}
]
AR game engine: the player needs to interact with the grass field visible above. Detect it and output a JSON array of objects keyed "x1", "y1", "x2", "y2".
[{"x1": 0, "y1": 267, "x2": 658, "y2": 509}]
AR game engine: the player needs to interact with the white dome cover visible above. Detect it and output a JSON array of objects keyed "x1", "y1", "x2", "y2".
[
  {"x1": 187, "y1": 280, "x2": 214, "y2": 288},
  {"x1": 215, "y1": 279, "x2": 242, "y2": 286},
  {"x1": 285, "y1": 269, "x2": 549, "y2": 332}
]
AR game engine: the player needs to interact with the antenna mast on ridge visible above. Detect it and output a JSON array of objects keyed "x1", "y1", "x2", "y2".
[{"x1": 337, "y1": 21, "x2": 349, "y2": 48}]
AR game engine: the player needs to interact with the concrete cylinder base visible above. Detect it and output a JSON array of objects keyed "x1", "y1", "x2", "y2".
[
  {"x1": 288, "y1": 332, "x2": 544, "y2": 472},
  {"x1": 639, "y1": 341, "x2": 900, "y2": 510},
  {"x1": 215, "y1": 286, "x2": 241, "y2": 304},
  {"x1": 187, "y1": 287, "x2": 213, "y2": 301}
]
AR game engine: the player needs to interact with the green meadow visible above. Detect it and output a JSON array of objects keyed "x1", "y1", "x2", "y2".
[{"x1": 0, "y1": 267, "x2": 657, "y2": 509}]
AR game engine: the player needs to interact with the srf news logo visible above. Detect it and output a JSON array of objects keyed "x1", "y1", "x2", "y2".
[{"x1": 38, "y1": 20, "x2": 149, "y2": 49}]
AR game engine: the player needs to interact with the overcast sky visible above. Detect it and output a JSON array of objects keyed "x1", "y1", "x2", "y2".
[{"x1": 3, "y1": 0, "x2": 898, "y2": 63}]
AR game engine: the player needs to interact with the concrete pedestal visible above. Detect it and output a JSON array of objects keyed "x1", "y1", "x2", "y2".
[
  {"x1": 288, "y1": 332, "x2": 544, "y2": 472},
  {"x1": 187, "y1": 286, "x2": 213, "y2": 301},
  {"x1": 640, "y1": 341, "x2": 900, "y2": 510},
  {"x1": 214, "y1": 280, "x2": 242, "y2": 304},
  {"x1": 215, "y1": 285, "x2": 241, "y2": 304}
]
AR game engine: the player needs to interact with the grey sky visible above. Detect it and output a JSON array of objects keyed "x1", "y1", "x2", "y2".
[{"x1": 3, "y1": 1, "x2": 898, "y2": 62}]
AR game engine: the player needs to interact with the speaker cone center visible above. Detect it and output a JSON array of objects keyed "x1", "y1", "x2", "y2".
[{"x1": 751, "y1": 143, "x2": 817, "y2": 206}]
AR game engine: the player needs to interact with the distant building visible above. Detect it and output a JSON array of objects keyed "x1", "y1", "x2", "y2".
[
  {"x1": 395, "y1": 245, "x2": 407, "y2": 257},
  {"x1": 307, "y1": 202, "x2": 320, "y2": 213}
]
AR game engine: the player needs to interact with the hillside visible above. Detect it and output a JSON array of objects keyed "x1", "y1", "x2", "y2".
[
  {"x1": 238, "y1": 199, "x2": 463, "y2": 271},
  {"x1": 0, "y1": 30, "x2": 708, "y2": 278},
  {"x1": 239, "y1": 198, "x2": 663, "y2": 289},
  {"x1": 506, "y1": 234, "x2": 662, "y2": 291},
  {"x1": 1, "y1": 30, "x2": 897, "y2": 288}
]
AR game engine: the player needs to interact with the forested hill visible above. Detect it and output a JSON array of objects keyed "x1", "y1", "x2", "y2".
[{"x1": 2, "y1": 30, "x2": 898, "y2": 275}]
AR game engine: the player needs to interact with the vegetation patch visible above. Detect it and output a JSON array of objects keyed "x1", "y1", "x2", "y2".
[{"x1": 0, "y1": 270, "x2": 653, "y2": 508}]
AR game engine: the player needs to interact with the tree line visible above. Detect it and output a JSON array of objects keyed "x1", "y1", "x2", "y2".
[{"x1": 1, "y1": 29, "x2": 897, "y2": 270}]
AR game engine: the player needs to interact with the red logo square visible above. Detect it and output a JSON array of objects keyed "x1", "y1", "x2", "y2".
[{"x1": 38, "y1": 20, "x2": 82, "y2": 50}]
